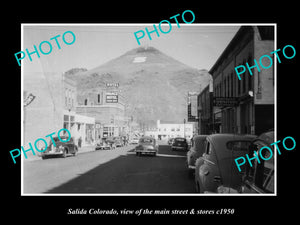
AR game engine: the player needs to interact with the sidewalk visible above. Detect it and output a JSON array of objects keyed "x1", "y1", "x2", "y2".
[
  {"x1": 77, "y1": 145, "x2": 96, "y2": 154},
  {"x1": 22, "y1": 144, "x2": 134, "y2": 162}
]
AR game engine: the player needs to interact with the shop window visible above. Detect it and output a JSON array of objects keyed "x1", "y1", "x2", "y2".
[{"x1": 63, "y1": 115, "x2": 69, "y2": 121}]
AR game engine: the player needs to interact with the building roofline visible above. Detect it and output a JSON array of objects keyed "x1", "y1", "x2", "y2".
[{"x1": 208, "y1": 26, "x2": 252, "y2": 74}]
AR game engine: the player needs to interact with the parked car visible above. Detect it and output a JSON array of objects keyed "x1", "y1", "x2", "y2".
[
  {"x1": 215, "y1": 130, "x2": 275, "y2": 194},
  {"x1": 168, "y1": 138, "x2": 174, "y2": 145},
  {"x1": 135, "y1": 136, "x2": 158, "y2": 156},
  {"x1": 129, "y1": 137, "x2": 139, "y2": 145},
  {"x1": 95, "y1": 138, "x2": 114, "y2": 150},
  {"x1": 171, "y1": 137, "x2": 188, "y2": 151},
  {"x1": 41, "y1": 136, "x2": 78, "y2": 159},
  {"x1": 186, "y1": 135, "x2": 207, "y2": 176},
  {"x1": 194, "y1": 133, "x2": 256, "y2": 193},
  {"x1": 113, "y1": 137, "x2": 124, "y2": 147}
]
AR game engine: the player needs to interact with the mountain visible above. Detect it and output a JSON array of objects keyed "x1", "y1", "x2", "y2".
[{"x1": 66, "y1": 46, "x2": 212, "y2": 127}]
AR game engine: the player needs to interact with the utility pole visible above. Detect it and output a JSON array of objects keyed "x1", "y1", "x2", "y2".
[{"x1": 183, "y1": 118, "x2": 186, "y2": 138}]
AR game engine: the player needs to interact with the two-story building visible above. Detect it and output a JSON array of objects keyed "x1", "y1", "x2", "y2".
[{"x1": 209, "y1": 26, "x2": 275, "y2": 135}]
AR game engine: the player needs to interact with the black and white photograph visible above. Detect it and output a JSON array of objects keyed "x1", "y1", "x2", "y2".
[
  {"x1": 21, "y1": 24, "x2": 276, "y2": 195},
  {"x1": 4, "y1": 4, "x2": 299, "y2": 221}
]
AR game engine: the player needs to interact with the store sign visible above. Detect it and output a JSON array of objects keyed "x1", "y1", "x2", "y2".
[
  {"x1": 213, "y1": 97, "x2": 238, "y2": 107},
  {"x1": 106, "y1": 94, "x2": 118, "y2": 103},
  {"x1": 106, "y1": 83, "x2": 119, "y2": 87}
]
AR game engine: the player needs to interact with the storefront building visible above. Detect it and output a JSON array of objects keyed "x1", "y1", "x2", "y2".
[
  {"x1": 197, "y1": 81, "x2": 213, "y2": 135},
  {"x1": 209, "y1": 26, "x2": 275, "y2": 135},
  {"x1": 76, "y1": 83, "x2": 127, "y2": 139}
]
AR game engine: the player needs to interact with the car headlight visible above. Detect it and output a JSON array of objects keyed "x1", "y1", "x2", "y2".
[{"x1": 56, "y1": 145, "x2": 64, "y2": 151}]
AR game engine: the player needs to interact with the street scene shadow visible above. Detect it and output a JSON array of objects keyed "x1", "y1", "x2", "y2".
[{"x1": 46, "y1": 145, "x2": 195, "y2": 194}]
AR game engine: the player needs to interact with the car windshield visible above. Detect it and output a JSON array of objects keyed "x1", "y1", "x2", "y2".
[
  {"x1": 226, "y1": 141, "x2": 252, "y2": 151},
  {"x1": 175, "y1": 138, "x2": 186, "y2": 142},
  {"x1": 140, "y1": 138, "x2": 153, "y2": 144}
]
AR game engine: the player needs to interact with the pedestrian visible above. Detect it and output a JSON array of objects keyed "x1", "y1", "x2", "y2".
[
  {"x1": 123, "y1": 136, "x2": 126, "y2": 146},
  {"x1": 78, "y1": 136, "x2": 82, "y2": 148}
]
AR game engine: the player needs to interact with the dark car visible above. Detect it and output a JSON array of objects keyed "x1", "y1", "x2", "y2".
[
  {"x1": 215, "y1": 130, "x2": 275, "y2": 194},
  {"x1": 194, "y1": 134, "x2": 256, "y2": 193},
  {"x1": 186, "y1": 135, "x2": 207, "y2": 176},
  {"x1": 113, "y1": 137, "x2": 124, "y2": 148},
  {"x1": 41, "y1": 136, "x2": 78, "y2": 159},
  {"x1": 135, "y1": 136, "x2": 158, "y2": 156},
  {"x1": 171, "y1": 137, "x2": 188, "y2": 151},
  {"x1": 238, "y1": 130, "x2": 274, "y2": 194}
]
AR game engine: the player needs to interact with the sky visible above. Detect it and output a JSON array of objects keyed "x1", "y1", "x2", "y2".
[{"x1": 22, "y1": 24, "x2": 240, "y2": 74}]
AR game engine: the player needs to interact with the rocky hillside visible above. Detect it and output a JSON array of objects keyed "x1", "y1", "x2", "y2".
[{"x1": 65, "y1": 46, "x2": 211, "y2": 127}]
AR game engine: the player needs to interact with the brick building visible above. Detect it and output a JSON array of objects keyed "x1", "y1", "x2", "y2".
[
  {"x1": 76, "y1": 84, "x2": 128, "y2": 138},
  {"x1": 209, "y1": 26, "x2": 275, "y2": 135}
]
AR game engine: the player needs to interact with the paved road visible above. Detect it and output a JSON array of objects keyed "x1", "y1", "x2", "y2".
[{"x1": 23, "y1": 144, "x2": 196, "y2": 194}]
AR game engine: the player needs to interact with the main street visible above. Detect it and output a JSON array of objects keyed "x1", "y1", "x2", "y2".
[{"x1": 23, "y1": 142, "x2": 196, "y2": 194}]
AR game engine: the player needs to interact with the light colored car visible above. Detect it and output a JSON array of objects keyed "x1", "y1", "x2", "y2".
[
  {"x1": 194, "y1": 133, "x2": 256, "y2": 193},
  {"x1": 129, "y1": 137, "x2": 139, "y2": 145},
  {"x1": 95, "y1": 141, "x2": 115, "y2": 150},
  {"x1": 135, "y1": 136, "x2": 158, "y2": 156}
]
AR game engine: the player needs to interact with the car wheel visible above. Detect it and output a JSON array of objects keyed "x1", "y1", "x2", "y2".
[
  {"x1": 62, "y1": 148, "x2": 67, "y2": 158},
  {"x1": 73, "y1": 147, "x2": 78, "y2": 156},
  {"x1": 195, "y1": 182, "x2": 200, "y2": 193}
]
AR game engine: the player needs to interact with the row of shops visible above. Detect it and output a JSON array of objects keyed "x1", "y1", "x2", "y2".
[{"x1": 23, "y1": 72, "x2": 130, "y2": 149}]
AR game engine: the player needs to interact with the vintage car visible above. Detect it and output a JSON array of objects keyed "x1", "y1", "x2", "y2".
[
  {"x1": 113, "y1": 137, "x2": 124, "y2": 147},
  {"x1": 41, "y1": 136, "x2": 78, "y2": 159},
  {"x1": 171, "y1": 137, "x2": 188, "y2": 151},
  {"x1": 241, "y1": 130, "x2": 274, "y2": 193},
  {"x1": 95, "y1": 141, "x2": 112, "y2": 150},
  {"x1": 135, "y1": 136, "x2": 158, "y2": 156},
  {"x1": 95, "y1": 138, "x2": 116, "y2": 150},
  {"x1": 129, "y1": 137, "x2": 139, "y2": 145},
  {"x1": 215, "y1": 130, "x2": 275, "y2": 194},
  {"x1": 194, "y1": 133, "x2": 256, "y2": 193},
  {"x1": 186, "y1": 135, "x2": 207, "y2": 176}
]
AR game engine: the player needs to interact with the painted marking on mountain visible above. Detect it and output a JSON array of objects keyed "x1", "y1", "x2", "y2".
[{"x1": 133, "y1": 56, "x2": 147, "y2": 63}]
